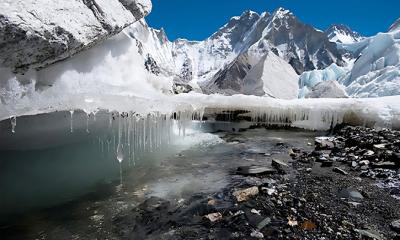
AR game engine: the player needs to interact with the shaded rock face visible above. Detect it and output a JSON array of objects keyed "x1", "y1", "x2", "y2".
[
  {"x1": 0, "y1": 0, "x2": 152, "y2": 72},
  {"x1": 258, "y1": 8, "x2": 345, "y2": 74}
]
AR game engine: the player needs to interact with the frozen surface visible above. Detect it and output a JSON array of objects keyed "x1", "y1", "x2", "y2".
[
  {"x1": 340, "y1": 28, "x2": 400, "y2": 97},
  {"x1": 299, "y1": 63, "x2": 348, "y2": 97}
]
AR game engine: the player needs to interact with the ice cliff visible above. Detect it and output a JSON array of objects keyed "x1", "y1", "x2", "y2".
[{"x1": 0, "y1": 0, "x2": 152, "y2": 72}]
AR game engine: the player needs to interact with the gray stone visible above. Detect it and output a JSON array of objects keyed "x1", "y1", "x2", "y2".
[{"x1": 338, "y1": 188, "x2": 364, "y2": 201}]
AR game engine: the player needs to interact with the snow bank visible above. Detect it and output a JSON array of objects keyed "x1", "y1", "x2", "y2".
[
  {"x1": 341, "y1": 29, "x2": 400, "y2": 97},
  {"x1": 298, "y1": 63, "x2": 348, "y2": 98}
]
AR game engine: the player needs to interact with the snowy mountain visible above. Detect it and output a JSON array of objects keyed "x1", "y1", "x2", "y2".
[
  {"x1": 389, "y1": 18, "x2": 400, "y2": 32},
  {"x1": 325, "y1": 24, "x2": 363, "y2": 44},
  {"x1": 129, "y1": 8, "x2": 346, "y2": 99}
]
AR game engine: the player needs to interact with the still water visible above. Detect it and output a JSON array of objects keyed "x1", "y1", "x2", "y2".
[{"x1": 0, "y1": 112, "x2": 318, "y2": 239}]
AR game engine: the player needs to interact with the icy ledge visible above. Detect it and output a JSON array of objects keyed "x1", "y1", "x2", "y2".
[{"x1": 2, "y1": 93, "x2": 400, "y2": 132}]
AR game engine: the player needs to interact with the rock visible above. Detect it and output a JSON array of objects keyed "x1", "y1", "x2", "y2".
[
  {"x1": 364, "y1": 150, "x2": 375, "y2": 156},
  {"x1": 251, "y1": 209, "x2": 261, "y2": 215},
  {"x1": 371, "y1": 161, "x2": 397, "y2": 169},
  {"x1": 321, "y1": 161, "x2": 334, "y2": 167},
  {"x1": 359, "y1": 160, "x2": 370, "y2": 166},
  {"x1": 391, "y1": 219, "x2": 400, "y2": 233},
  {"x1": 236, "y1": 166, "x2": 276, "y2": 175},
  {"x1": 300, "y1": 220, "x2": 317, "y2": 231},
  {"x1": 373, "y1": 144, "x2": 388, "y2": 150},
  {"x1": 250, "y1": 230, "x2": 264, "y2": 239},
  {"x1": 333, "y1": 167, "x2": 348, "y2": 175},
  {"x1": 355, "y1": 229, "x2": 384, "y2": 240},
  {"x1": 257, "y1": 217, "x2": 271, "y2": 230},
  {"x1": 233, "y1": 186, "x2": 259, "y2": 202},
  {"x1": 205, "y1": 212, "x2": 223, "y2": 222},
  {"x1": 0, "y1": 0, "x2": 152, "y2": 72},
  {"x1": 315, "y1": 137, "x2": 335, "y2": 150},
  {"x1": 271, "y1": 159, "x2": 289, "y2": 173},
  {"x1": 338, "y1": 188, "x2": 364, "y2": 201}
]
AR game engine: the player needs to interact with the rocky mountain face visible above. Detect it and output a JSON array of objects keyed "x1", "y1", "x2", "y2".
[
  {"x1": 129, "y1": 8, "x2": 347, "y2": 99},
  {"x1": 389, "y1": 18, "x2": 400, "y2": 32},
  {"x1": 325, "y1": 24, "x2": 363, "y2": 44},
  {"x1": 0, "y1": 0, "x2": 152, "y2": 73}
]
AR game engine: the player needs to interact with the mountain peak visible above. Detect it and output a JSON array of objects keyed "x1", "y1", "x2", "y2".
[
  {"x1": 272, "y1": 7, "x2": 293, "y2": 18},
  {"x1": 325, "y1": 24, "x2": 363, "y2": 44},
  {"x1": 389, "y1": 18, "x2": 400, "y2": 32},
  {"x1": 155, "y1": 27, "x2": 169, "y2": 43}
]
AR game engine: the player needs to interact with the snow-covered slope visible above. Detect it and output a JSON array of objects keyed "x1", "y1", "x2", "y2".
[
  {"x1": 129, "y1": 8, "x2": 345, "y2": 98},
  {"x1": 340, "y1": 25, "x2": 400, "y2": 97},
  {"x1": 0, "y1": 0, "x2": 152, "y2": 72},
  {"x1": 325, "y1": 24, "x2": 363, "y2": 44}
]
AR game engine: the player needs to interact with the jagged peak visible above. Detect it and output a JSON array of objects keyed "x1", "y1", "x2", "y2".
[
  {"x1": 326, "y1": 24, "x2": 360, "y2": 35},
  {"x1": 271, "y1": 7, "x2": 293, "y2": 18},
  {"x1": 229, "y1": 10, "x2": 260, "y2": 23},
  {"x1": 389, "y1": 18, "x2": 400, "y2": 32},
  {"x1": 325, "y1": 23, "x2": 363, "y2": 43},
  {"x1": 153, "y1": 27, "x2": 169, "y2": 43}
]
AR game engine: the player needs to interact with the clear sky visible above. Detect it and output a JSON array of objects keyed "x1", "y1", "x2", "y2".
[{"x1": 146, "y1": 0, "x2": 399, "y2": 41}]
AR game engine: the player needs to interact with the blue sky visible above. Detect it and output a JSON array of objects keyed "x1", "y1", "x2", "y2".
[{"x1": 146, "y1": 0, "x2": 399, "y2": 41}]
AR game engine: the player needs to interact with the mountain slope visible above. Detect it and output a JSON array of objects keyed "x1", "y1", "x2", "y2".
[{"x1": 325, "y1": 24, "x2": 363, "y2": 44}]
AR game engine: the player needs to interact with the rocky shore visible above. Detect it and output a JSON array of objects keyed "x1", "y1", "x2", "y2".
[{"x1": 113, "y1": 126, "x2": 400, "y2": 239}]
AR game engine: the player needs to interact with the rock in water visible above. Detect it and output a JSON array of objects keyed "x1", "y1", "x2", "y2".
[
  {"x1": 271, "y1": 159, "x2": 289, "y2": 173},
  {"x1": 0, "y1": 0, "x2": 152, "y2": 72}
]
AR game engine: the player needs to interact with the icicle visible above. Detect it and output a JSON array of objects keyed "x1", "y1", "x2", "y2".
[
  {"x1": 116, "y1": 115, "x2": 124, "y2": 186},
  {"x1": 69, "y1": 110, "x2": 74, "y2": 133},
  {"x1": 10, "y1": 116, "x2": 16, "y2": 134},
  {"x1": 86, "y1": 113, "x2": 90, "y2": 133},
  {"x1": 109, "y1": 112, "x2": 113, "y2": 128}
]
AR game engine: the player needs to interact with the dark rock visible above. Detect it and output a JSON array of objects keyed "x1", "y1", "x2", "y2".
[
  {"x1": 271, "y1": 159, "x2": 289, "y2": 173},
  {"x1": 321, "y1": 161, "x2": 334, "y2": 167}
]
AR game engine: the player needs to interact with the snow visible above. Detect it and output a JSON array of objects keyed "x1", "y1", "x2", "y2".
[
  {"x1": 298, "y1": 64, "x2": 348, "y2": 98},
  {"x1": 325, "y1": 24, "x2": 363, "y2": 44},
  {"x1": 340, "y1": 28, "x2": 400, "y2": 97},
  {"x1": 305, "y1": 80, "x2": 348, "y2": 98}
]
